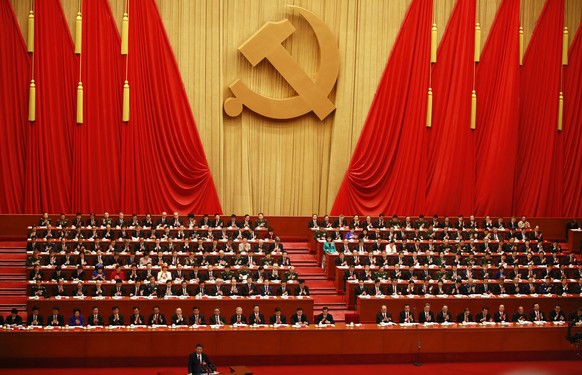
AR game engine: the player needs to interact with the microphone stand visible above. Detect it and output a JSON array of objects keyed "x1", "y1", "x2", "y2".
[{"x1": 413, "y1": 308, "x2": 422, "y2": 366}]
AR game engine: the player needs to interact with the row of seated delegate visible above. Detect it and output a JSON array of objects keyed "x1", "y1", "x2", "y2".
[
  {"x1": 6, "y1": 304, "x2": 319, "y2": 327},
  {"x1": 29, "y1": 279, "x2": 311, "y2": 298},
  {"x1": 309, "y1": 214, "x2": 537, "y2": 231},
  {"x1": 372, "y1": 303, "x2": 582, "y2": 324}
]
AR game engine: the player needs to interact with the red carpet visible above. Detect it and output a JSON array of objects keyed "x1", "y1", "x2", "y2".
[{"x1": 0, "y1": 361, "x2": 580, "y2": 375}]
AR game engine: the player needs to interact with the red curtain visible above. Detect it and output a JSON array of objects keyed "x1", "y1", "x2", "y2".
[
  {"x1": 331, "y1": 0, "x2": 432, "y2": 215},
  {"x1": 0, "y1": 0, "x2": 29, "y2": 213},
  {"x1": 24, "y1": 0, "x2": 78, "y2": 213},
  {"x1": 562, "y1": 24, "x2": 582, "y2": 216},
  {"x1": 425, "y1": 0, "x2": 476, "y2": 215},
  {"x1": 513, "y1": 0, "x2": 564, "y2": 216},
  {"x1": 71, "y1": 0, "x2": 124, "y2": 213},
  {"x1": 474, "y1": 0, "x2": 520, "y2": 216},
  {"x1": 121, "y1": 0, "x2": 222, "y2": 214}
]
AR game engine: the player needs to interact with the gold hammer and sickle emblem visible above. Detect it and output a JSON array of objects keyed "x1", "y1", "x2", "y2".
[{"x1": 224, "y1": 6, "x2": 340, "y2": 121}]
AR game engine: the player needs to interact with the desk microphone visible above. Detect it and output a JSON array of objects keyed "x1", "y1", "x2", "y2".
[{"x1": 413, "y1": 307, "x2": 422, "y2": 366}]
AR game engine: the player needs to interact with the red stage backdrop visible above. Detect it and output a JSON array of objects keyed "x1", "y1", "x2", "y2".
[
  {"x1": 562, "y1": 25, "x2": 582, "y2": 217},
  {"x1": 0, "y1": 0, "x2": 221, "y2": 215},
  {"x1": 24, "y1": 0, "x2": 78, "y2": 214},
  {"x1": 0, "y1": 0, "x2": 29, "y2": 213},
  {"x1": 331, "y1": 0, "x2": 433, "y2": 215},
  {"x1": 0, "y1": 0, "x2": 580, "y2": 217},
  {"x1": 513, "y1": 0, "x2": 564, "y2": 217},
  {"x1": 333, "y1": 0, "x2": 582, "y2": 217},
  {"x1": 120, "y1": 0, "x2": 222, "y2": 214},
  {"x1": 71, "y1": 0, "x2": 124, "y2": 214}
]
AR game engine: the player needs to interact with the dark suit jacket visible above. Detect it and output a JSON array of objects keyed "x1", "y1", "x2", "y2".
[
  {"x1": 26, "y1": 314, "x2": 44, "y2": 326},
  {"x1": 171, "y1": 314, "x2": 187, "y2": 325},
  {"x1": 376, "y1": 312, "x2": 392, "y2": 324},
  {"x1": 148, "y1": 313, "x2": 166, "y2": 325},
  {"x1": 269, "y1": 314, "x2": 287, "y2": 324},
  {"x1": 315, "y1": 313, "x2": 335, "y2": 324},
  {"x1": 398, "y1": 311, "x2": 415, "y2": 323},
  {"x1": 249, "y1": 313, "x2": 266, "y2": 325},
  {"x1": 108, "y1": 314, "x2": 124, "y2": 326},
  {"x1": 529, "y1": 310, "x2": 545, "y2": 321},
  {"x1": 456, "y1": 312, "x2": 473, "y2": 323},
  {"x1": 209, "y1": 314, "x2": 226, "y2": 325},
  {"x1": 188, "y1": 352, "x2": 213, "y2": 374},
  {"x1": 47, "y1": 313, "x2": 65, "y2": 326},
  {"x1": 493, "y1": 311, "x2": 509, "y2": 322},
  {"x1": 230, "y1": 314, "x2": 247, "y2": 324},
  {"x1": 189, "y1": 314, "x2": 206, "y2": 325},
  {"x1": 290, "y1": 313, "x2": 309, "y2": 324},
  {"x1": 130, "y1": 313, "x2": 145, "y2": 325},
  {"x1": 475, "y1": 312, "x2": 491, "y2": 323},
  {"x1": 436, "y1": 311, "x2": 452, "y2": 323},
  {"x1": 418, "y1": 311, "x2": 435, "y2": 323},
  {"x1": 87, "y1": 314, "x2": 105, "y2": 326}
]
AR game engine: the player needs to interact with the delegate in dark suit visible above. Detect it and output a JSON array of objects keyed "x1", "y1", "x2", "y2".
[
  {"x1": 269, "y1": 313, "x2": 287, "y2": 324},
  {"x1": 188, "y1": 350, "x2": 214, "y2": 375},
  {"x1": 418, "y1": 310, "x2": 435, "y2": 323}
]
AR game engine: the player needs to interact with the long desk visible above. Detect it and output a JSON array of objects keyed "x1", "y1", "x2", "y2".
[
  {"x1": 344, "y1": 279, "x2": 580, "y2": 309},
  {"x1": 355, "y1": 295, "x2": 582, "y2": 323},
  {"x1": 26, "y1": 296, "x2": 313, "y2": 324},
  {"x1": 0, "y1": 323, "x2": 579, "y2": 367}
]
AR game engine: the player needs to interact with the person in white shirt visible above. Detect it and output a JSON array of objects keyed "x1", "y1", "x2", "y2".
[{"x1": 157, "y1": 264, "x2": 172, "y2": 283}]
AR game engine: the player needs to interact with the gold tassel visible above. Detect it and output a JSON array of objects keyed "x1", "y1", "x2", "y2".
[
  {"x1": 426, "y1": 88, "x2": 433, "y2": 128},
  {"x1": 75, "y1": 12, "x2": 82, "y2": 54},
  {"x1": 474, "y1": 23, "x2": 481, "y2": 62},
  {"x1": 562, "y1": 27, "x2": 568, "y2": 65},
  {"x1": 123, "y1": 81, "x2": 130, "y2": 122},
  {"x1": 519, "y1": 26, "x2": 523, "y2": 65},
  {"x1": 27, "y1": 10, "x2": 34, "y2": 53},
  {"x1": 121, "y1": 13, "x2": 129, "y2": 55},
  {"x1": 430, "y1": 23, "x2": 437, "y2": 63},
  {"x1": 557, "y1": 92, "x2": 563, "y2": 132},
  {"x1": 29, "y1": 80, "x2": 36, "y2": 121},
  {"x1": 76, "y1": 82, "x2": 83, "y2": 124},
  {"x1": 471, "y1": 90, "x2": 477, "y2": 130}
]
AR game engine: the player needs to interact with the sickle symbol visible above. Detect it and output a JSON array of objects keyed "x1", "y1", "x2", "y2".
[{"x1": 224, "y1": 6, "x2": 340, "y2": 121}]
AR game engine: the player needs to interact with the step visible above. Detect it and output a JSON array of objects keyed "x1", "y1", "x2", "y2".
[
  {"x1": 283, "y1": 242, "x2": 310, "y2": 250},
  {"x1": 0, "y1": 241, "x2": 27, "y2": 248}
]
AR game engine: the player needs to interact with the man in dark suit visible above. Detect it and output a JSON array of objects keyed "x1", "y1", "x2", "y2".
[
  {"x1": 189, "y1": 306, "x2": 206, "y2": 326},
  {"x1": 512, "y1": 306, "x2": 527, "y2": 322},
  {"x1": 130, "y1": 306, "x2": 145, "y2": 325},
  {"x1": 230, "y1": 306, "x2": 247, "y2": 325},
  {"x1": 290, "y1": 307, "x2": 309, "y2": 325},
  {"x1": 26, "y1": 306, "x2": 44, "y2": 326},
  {"x1": 148, "y1": 306, "x2": 166, "y2": 325},
  {"x1": 549, "y1": 304, "x2": 566, "y2": 322},
  {"x1": 456, "y1": 307, "x2": 473, "y2": 323},
  {"x1": 87, "y1": 306, "x2": 105, "y2": 326},
  {"x1": 171, "y1": 308, "x2": 188, "y2": 326},
  {"x1": 294, "y1": 280, "x2": 310, "y2": 296},
  {"x1": 475, "y1": 307, "x2": 491, "y2": 323},
  {"x1": 376, "y1": 305, "x2": 393, "y2": 324},
  {"x1": 209, "y1": 307, "x2": 226, "y2": 326},
  {"x1": 4, "y1": 308, "x2": 23, "y2": 325},
  {"x1": 188, "y1": 343, "x2": 215, "y2": 375},
  {"x1": 436, "y1": 305, "x2": 453, "y2": 323},
  {"x1": 270, "y1": 307, "x2": 287, "y2": 324},
  {"x1": 48, "y1": 306, "x2": 64, "y2": 326},
  {"x1": 315, "y1": 306, "x2": 335, "y2": 325},
  {"x1": 108, "y1": 306, "x2": 124, "y2": 326},
  {"x1": 493, "y1": 304, "x2": 509, "y2": 323},
  {"x1": 240, "y1": 278, "x2": 257, "y2": 296},
  {"x1": 418, "y1": 303, "x2": 435, "y2": 323},
  {"x1": 399, "y1": 304, "x2": 415, "y2": 323},
  {"x1": 248, "y1": 305, "x2": 265, "y2": 325},
  {"x1": 529, "y1": 303, "x2": 545, "y2": 322}
]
